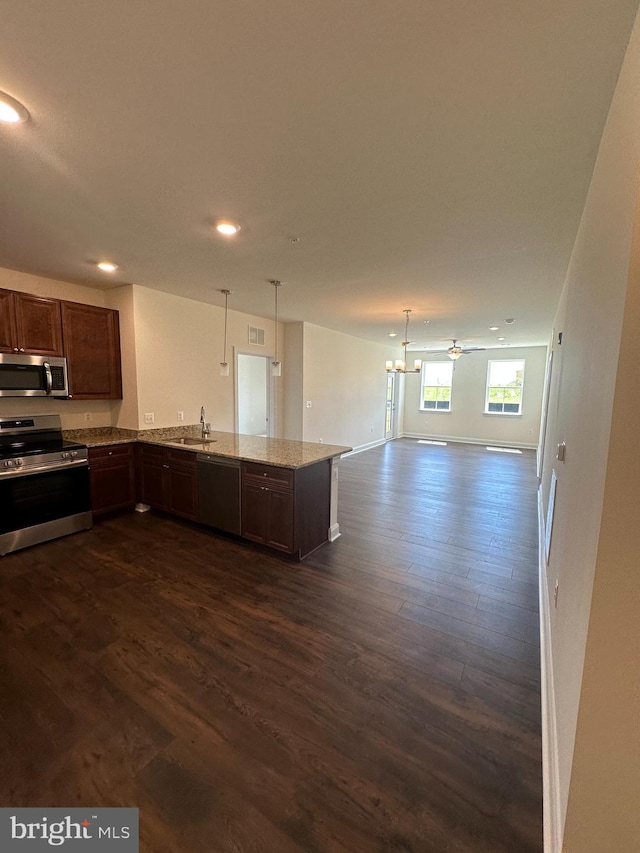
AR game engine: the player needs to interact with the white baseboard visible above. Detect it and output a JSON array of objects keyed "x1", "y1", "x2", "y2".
[
  {"x1": 342, "y1": 438, "x2": 387, "y2": 456},
  {"x1": 400, "y1": 431, "x2": 538, "y2": 450},
  {"x1": 538, "y1": 487, "x2": 563, "y2": 853},
  {"x1": 328, "y1": 523, "x2": 341, "y2": 542}
]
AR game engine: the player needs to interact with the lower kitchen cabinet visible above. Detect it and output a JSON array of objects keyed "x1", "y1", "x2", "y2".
[
  {"x1": 242, "y1": 479, "x2": 295, "y2": 553},
  {"x1": 241, "y1": 460, "x2": 331, "y2": 558},
  {"x1": 88, "y1": 443, "x2": 136, "y2": 516},
  {"x1": 137, "y1": 443, "x2": 199, "y2": 521}
]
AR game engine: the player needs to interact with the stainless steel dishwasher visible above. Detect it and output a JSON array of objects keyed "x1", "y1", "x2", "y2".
[{"x1": 197, "y1": 453, "x2": 241, "y2": 535}]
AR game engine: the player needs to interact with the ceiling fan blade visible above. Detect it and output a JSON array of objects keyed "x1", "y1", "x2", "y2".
[{"x1": 460, "y1": 347, "x2": 486, "y2": 353}]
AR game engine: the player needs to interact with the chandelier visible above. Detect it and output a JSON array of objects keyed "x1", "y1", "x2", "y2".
[{"x1": 386, "y1": 310, "x2": 422, "y2": 373}]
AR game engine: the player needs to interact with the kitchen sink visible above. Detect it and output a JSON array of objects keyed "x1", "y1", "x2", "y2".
[{"x1": 171, "y1": 437, "x2": 216, "y2": 445}]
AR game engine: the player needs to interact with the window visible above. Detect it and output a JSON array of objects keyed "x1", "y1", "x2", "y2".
[
  {"x1": 485, "y1": 360, "x2": 525, "y2": 414},
  {"x1": 420, "y1": 361, "x2": 453, "y2": 411}
]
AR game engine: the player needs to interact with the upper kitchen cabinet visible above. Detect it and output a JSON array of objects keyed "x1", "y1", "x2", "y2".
[
  {"x1": 0, "y1": 289, "x2": 63, "y2": 356},
  {"x1": 61, "y1": 301, "x2": 123, "y2": 399}
]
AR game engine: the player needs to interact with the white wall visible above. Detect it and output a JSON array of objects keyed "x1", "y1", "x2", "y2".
[
  {"x1": 283, "y1": 322, "x2": 304, "y2": 440},
  {"x1": 539, "y1": 8, "x2": 640, "y2": 850},
  {"x1": 284, "y1": 321, "x2": 397, "y2": 450},
  {"x1": 129, "y1": 285, "x2": 284, "y2": 433},
  {"x1": 402, "y1": 346, "x2": 547, "y2": 448}
]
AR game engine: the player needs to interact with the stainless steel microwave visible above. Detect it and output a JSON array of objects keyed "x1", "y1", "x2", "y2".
[{"x1": 0, "y1": 353, "x2": 69, "y2": 398}]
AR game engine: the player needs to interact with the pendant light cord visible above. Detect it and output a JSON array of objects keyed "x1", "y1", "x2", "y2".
[
  {"x1": 220, "y1": 289, "x2": 230, "y2": 365},
  {"x1": 271, "y1": 280, "x2": 281, "y2": 364}
]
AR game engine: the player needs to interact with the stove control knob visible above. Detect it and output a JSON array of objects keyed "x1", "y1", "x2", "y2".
[
  {"x1": 62, "y1": 451, "x2": 71, "y2": 460},
  {"x1": 70, "y1": 450, "x2": 79, "y2": 458}
]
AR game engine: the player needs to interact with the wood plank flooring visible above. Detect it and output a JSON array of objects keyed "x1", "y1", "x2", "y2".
[{"x1": 0, "y1": 438, "x2": 542, "y2": 852}]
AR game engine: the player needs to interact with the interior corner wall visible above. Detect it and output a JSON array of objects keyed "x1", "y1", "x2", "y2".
[
  {"x1": 105, "y1": 285, "x2": 139, "y2": 431},
  {"x1": 297, "y1": 322, "x2": 397, "y2": 450},
  {"x1": 401, "y1": 345, "x2": 547, "y2": 447},
  {"x1": 283, "y1": 322, "x2": 304, "y2": 440},
  {"x1": 538, "y1": 7, "x2": 640, "y2": 849}
]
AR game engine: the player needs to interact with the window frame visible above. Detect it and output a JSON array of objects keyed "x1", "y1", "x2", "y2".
[
  {"x1": 419, "y1": 360, "x2": 454, "y2": 413},
  {"x1": 484, "y1": 359, "x2": 525, "y2": 416}
]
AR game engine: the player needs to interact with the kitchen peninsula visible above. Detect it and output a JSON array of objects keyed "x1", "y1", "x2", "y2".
[{"x1": 65, "y1": 426, "x2": 351, "y2": 560}]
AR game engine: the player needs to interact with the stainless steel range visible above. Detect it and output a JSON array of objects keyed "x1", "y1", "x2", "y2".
[{"x1": 0, "y1": 414, "x2": 92, "y2": 556}]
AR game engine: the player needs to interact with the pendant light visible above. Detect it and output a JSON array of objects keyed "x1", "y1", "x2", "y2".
[
  {"x1": 386, "y1": 310, "x2": 422, "y2": 373},
  {"x1": 219, "y1": 289, "x2": 231, "y2": 376},
  {"x1": 270, "y1": 280, "x2": 282, "y2": 377}
]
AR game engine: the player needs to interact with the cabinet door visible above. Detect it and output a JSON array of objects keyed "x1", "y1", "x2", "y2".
[
  {"x1": 167, "y1": 465, "x2": 199, "y2": 520},
  {"x1": 89, "y1": 445, "x2": 135, "y2": 516},
  {"x1": 61, "y1": 302, "x2": 122, "y2": 399},
  {"x1": 241, "y1": 482, "x2": 268, "y2": 544},
  {"x1": 14, "y1": 293, "x2": 63, "y2": 356},
  {"x1": 0, "y1": 290, "x2": 18, "y2": 352},
  {"x1": 265, "y1": 487, "x2": 295, "y2": 553},
  {"x1": 139, "y1": 452, "x2": 167, "y2": 510}
]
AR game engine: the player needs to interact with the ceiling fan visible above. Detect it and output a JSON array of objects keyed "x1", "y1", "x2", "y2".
[{"x1": 429, "y1": 339, "x2": 487, "y2": 360}]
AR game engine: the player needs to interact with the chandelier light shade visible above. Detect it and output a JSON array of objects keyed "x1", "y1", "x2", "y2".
[
  {"x1": 270, "y1": 280, "x2": 282, "y2": 377},
  {"x1": 386, "y1": 310, "x2": 422, "y2": 373},
  {"x1": 219, "y1": 289, "x2": 231, "y2": 376}
]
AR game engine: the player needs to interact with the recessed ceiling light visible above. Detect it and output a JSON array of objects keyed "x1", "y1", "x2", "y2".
[
  {"x1": 504, "y1": 318, "x2": 515, "y2": 324},
  {"x1": 0, "y1": 91, "x2": 29, "y2": 124},
  {"x1": 489, "y1": 325, "x2": 499, "y2": 331},
  {"x1": 216, "y1": 220, "x2": 241, "y2": 236},
  {"x1": 497, "y1": 336, "x2": 506, "y2": 341},
  {"x1": 96, "y1": 261, "x2": 118, "y2": 273},
  {"x1": 388, "y1": 332, "x2": 398, "y2": 337}
]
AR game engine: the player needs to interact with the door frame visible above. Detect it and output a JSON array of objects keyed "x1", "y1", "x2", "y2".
[
  {"x1": 234, "y1": 348, "x2": 276, "y2": 438},
  {"x1": 384, "y1": 371, "x2": 398, "y2": 440}
]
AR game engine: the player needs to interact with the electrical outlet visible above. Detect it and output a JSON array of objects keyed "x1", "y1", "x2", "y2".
[
  {"x1": 319, "y1": 438, "x2": 323, "y2": 443},
  {"x1": 84, "y1": 412, "x2": 92, "y2": 422},
  {"x1": 144, "y1": 412, "x2": 155, "y2": 425},
  {"x1": 554, "y1": 579, "x2": 559, "y2": 608},
  {"x1": 177, "y1": 411, "x2": 184, "y2": 421}
]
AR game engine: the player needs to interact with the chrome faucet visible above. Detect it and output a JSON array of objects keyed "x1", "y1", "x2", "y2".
[{"x1": 200, "y1": 406, "x2": 211, "y2": 441}]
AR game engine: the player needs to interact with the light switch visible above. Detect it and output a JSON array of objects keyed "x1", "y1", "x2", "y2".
[
  {"x1": 556, "y1": 441, "x2": 566, "y2": 462},
  {"x1": 306, "y1": 400, "x2": 312, "y2": 408}
]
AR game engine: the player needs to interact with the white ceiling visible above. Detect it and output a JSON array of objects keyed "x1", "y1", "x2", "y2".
[{"x1": 1, "y1": 1, "x2": 638, "y2": 351}]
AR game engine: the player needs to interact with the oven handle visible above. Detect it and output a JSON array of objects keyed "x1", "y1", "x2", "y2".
[
  {"x1": 0, "y1": 459, "x2": 88, "y2": 480},
  {"x1": 43, "y1": 361, "x2": 53, "y2": 395}
]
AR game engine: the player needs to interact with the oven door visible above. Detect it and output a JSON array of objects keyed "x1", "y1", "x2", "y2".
[{"x1": 0, "y1": 463, "x2": 92, "y2": 555}]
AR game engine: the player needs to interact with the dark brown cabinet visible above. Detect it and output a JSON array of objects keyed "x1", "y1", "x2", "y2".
[
  {"x1": 241, "y1": 460, "x2": 331, "y2": 558},
  {"x1": 0, "y1": 289, "x2": 63, "y2": 356},
  {"x1": 137, "y1": 443, "x2": 198, "y2": 521},
  {"x1": 89, "y1": 443, "x2": 136, "y2": 517},
  {"x1": 61, "y1": 301, "x2": 122, "y2": 400}
]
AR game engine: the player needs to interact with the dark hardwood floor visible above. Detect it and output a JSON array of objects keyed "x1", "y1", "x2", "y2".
[{"x1": 0, "y1": 439, "x2": 542, "y2": 852}]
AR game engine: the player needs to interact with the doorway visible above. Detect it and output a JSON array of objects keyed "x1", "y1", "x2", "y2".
[
  {"x1": 236, "y1": 352, "x2": 273, "y2": 437},
  {"x1": 385, "y1": 372, "x2": 397, "y2": 440}
]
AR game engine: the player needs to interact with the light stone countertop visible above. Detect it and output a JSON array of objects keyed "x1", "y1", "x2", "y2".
[{"x1": 64, "y1": 426, "x2": 352, "y2": 469}]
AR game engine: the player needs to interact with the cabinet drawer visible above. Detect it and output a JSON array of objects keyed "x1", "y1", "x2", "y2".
[
  {"x1": 167, "y1": 448, "x2": 197, "y2": 469},
  {"x1": 138, "y1": 443, "x2": 166, "y2": 461},
  {"x1": 89, "y1": 443, "x2": 134, "y2": 465},
  {"x1": 242, "y1": 462, "x2": 294, "y2": 489}
]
